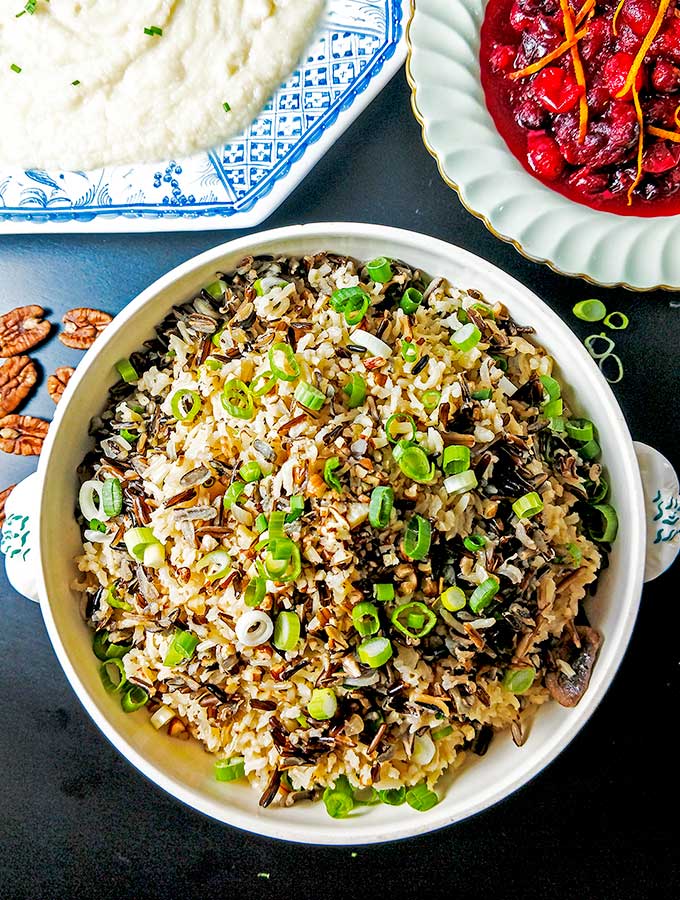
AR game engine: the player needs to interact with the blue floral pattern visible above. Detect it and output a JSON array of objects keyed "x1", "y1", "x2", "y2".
[
  {"x1": 0, "y1": 1, "x2": 402, "y2": 227},
  {"x1": 0, "y1": 513, "x2": 31, "y2": 562}
]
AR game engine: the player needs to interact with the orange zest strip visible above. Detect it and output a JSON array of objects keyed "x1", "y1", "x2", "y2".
[
  {"x1": 612, "y1": 0, "x2": 627, "y2": 36},
  {"x1": 647, "y1": 125, "x2": 680, "y2": 142},
  {"x1": 616, "y1": 0, "x2": 672, "y2": 99},
  {"x1": 560, "y1": 0, "x2": 589, "y2": 143},
  {"x1": 628, "y1": 85, "x2": 645, "y2": 206},
  {"x1": 675, "y1": 103, "x2": 680, "y2": 129},
  {"x1": 509, "y1": 27, "x2": 589, "y2": 80},
  {"x1": 575, "y1": 0, "x2": 596, "y2": 27}
]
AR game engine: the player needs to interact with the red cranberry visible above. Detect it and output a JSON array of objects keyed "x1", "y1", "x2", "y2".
[
  {"x1": 615, "y1": 23, "x2": 645, "y2": 53},
  {"x1": 652, "y1": 18, "x2": 680, "y2": 63},
  {"x1": 532, "y1": 66, "x2": 582, "y2": 114},
  {"x1": 580, "y1": 18, "x2": 610, "y2": 65},
  {"x1": 643, "y1": 141, "x2": 680, "y2": 175},
  {"x1": 515, "y1": 98, "x2": 548, "y2": 129},
  {"x1": 652, "y1": 59, "x2": 680, "y2": 93},
  {"x1": 608, "y1": 100, "x2": 639, "y2": 145},
  {"x1": 567, "y1": 168, "x2": 610, "y2": 195},
  {"x1": 526, "y1": 132, "x2": 565, "y2": 180},
  {"x1": 602, "y1": 52, "x2": 644, "y2": 100},
  {"x1": 587, "y1": 85, "x2": 611, "y2": 116},
  {"x1": 620, "y1": 0, "x2": 656, "y2": 38},
  {"x1": 509, "y1": 1, "x2": 534, "y2": 31},
  {"x1": 490, "y1": 44, "x2": 516, "y2": 73}
]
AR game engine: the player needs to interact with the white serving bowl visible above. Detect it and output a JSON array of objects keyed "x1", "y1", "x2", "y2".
[
  {"x1": 407, "y1": 0, "x2": 680, "y2": 290},
  {"x1": 2, "y1": 224, "x2": 678, "y2": 845}
]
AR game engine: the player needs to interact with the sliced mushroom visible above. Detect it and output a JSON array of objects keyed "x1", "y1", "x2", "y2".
[{"x1": 546, "y1": 625, "x2": 602, "y2": 708}]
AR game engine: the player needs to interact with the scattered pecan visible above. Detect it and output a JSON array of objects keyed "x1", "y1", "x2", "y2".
[
  {"x1": 47, "y1": 366, "x2": 75, "y2": 404},
  {"x1": 0, "y1": 356, "x2": 37, "y2": 417},
  {"x1": 59, "y1": 308, "x2": 112, "y2": 350},
  {"x1": 0, "y1": 306, "x2": 51, "y2": 357},
  {"x1": 0, "y1": 414, "x2": 49, "y2": 455},
  {"x1": 0, "y1": 485, "x2": 16, "y2": 528}
]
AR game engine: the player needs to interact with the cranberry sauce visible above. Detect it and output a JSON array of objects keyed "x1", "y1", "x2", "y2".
[{"x1": 480, "y1": 0, "x2": 680, "y2": 216}]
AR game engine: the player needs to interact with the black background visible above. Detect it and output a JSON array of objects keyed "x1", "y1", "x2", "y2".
[{"x1": 1, "y1": 72, "x2": 679, "y2": 900}]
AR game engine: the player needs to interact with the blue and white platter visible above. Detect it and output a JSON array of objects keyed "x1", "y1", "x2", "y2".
[{"x1": 0, "y1": 0, "x2": 405, "y2": 234}]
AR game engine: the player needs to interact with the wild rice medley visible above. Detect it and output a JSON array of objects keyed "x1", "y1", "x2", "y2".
[{"x1": 75, "y1": 252, "x2": 617, "y2": 816}]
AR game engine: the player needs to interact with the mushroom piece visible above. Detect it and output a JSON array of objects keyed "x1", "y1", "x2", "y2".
[{"x1": 546, "y1": 625, "x2": 602, "y2": 708}]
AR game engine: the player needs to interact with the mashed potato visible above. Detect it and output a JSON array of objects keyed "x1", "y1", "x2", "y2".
[{"x1": 0, "y1": 0, "x2": 323, "y2": 170}]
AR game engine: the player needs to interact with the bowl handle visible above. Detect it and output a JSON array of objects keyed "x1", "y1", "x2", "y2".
[
  {"x1": 634, "y1": 442, "x2": 680, "y2": 583},
  {"x1": 1, "y1": 472, "x2": 41, "y2": 603}
]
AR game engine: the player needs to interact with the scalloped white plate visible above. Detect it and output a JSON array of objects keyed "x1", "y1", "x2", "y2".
[{"x1": 406, "y1": 0, "x2": 680, "y2": 291}]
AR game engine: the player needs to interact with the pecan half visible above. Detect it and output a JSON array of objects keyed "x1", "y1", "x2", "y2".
[
  {"x1": 0, "y1": 414, "x2": 49, "y2": 455},
  {"x1": 47, "y1": 366, "x2": 75, "y2": 404},
  {"x1": 0, "y1": 484, "x2": 16, "y2": 528},
  {"x1": 0, "y1": 306, "x2": 51, "y2": 357},
  {"x1": 59, "y1": 308, "x2": 112, "y2": 350},
  {"x1": 0, "y1": 356, "x2": 37, "y2": 417}
]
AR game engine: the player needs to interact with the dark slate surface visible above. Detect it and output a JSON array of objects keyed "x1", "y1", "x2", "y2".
[{"x1": 1, "y1": 72, "x2": 678, "y2": 900}]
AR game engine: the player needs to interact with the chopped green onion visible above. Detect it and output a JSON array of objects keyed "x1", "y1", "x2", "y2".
[
  {"x1": 10, "y1": 63, "x2": 22, "y2": 74},
  {"x1": 142, "y1": 542, "x2": 165, "y2": 569},
  {"x1": 451, "y1": 322, "x2": 481, "y2": 352},
  {"x1": 89, "y1": 518, "x2": 107, "y2": 533},
  {"x1": 254, "y1": 513, "x2": 268, "y2": 534},
  {"x1": 579, "y1": 439, "x2": 601, "y2": 460},
  {"x1": 273, "y1": 611, "x2": 301, "y2": 652},
  {"x1": 93, "y1": 630, "x2": 131, "y2": 661},
  {"x1": 295, "y1": 381, "x2": 326, "y2": 411},
  {"x1": 469, "y1": 577, "x2": 499, "y2": 614},
  {"x1": 308, "y1": 688, "x2": 337, "y2": 721},
  {"x1": 401, "y1": 340, "x2": 419, "y2": 363},
  {"x1": 121, "y1": 685, "x2": 149, "y2": 713},
  {"x1": 603, "y1": 311, "x2": 629, "y2": 330},
  {"x1": 163, "y1": 629, "x2": 199, "y2": 667},
  {"x1": 565, "y1": 418, "x2": 595, "y2": 443},
  {"x1": 588, "y1": 477, "x2": 609, "y2": 503},
  {"x1": 357, "y1": 636, "x2": 393, "y2": 668},
  {"x1": 492, "y1": 354, "x2": 508, "y2": 372},
  {"x1": 223, "y1": 481, "x2": 246, "y2": 510},
  {"x1": 367, "y1": 257, "x2": 393, "y2": 283},
  {"x1": 471, "y1": 389, "x2": 492, "y2": 401},
  {"x1": 442, "y1": 445, "x2": 470, "y2": 475},
  {"x1": 170, "y1": 388, "x2": 201, "y2": 422},
  {"x1": 463, "y1": 534, "x2": 486, "y2": 552},
  {"x1": 204, "y1": 280, "x2": 226, "y2": 299},
  {"x1": 329, "y1": 286, "x2": 366, "y2": 313},
  {"x1": 285, "y1": 495, "x2": 305, "y2": 524},
  {"x1": 267, "y1": 510, "x2": 286, "y2": 540},
  {"x1": 244, "y1": 576, "x2": 267, "y2": 607},
  {"x1": 251, "y1": 370, "x2": 277, "y2": 397},
  {"x1": 99, "y1": 658, "x2": 127, "y2": 693},
  {"x1": 440, "y1": 585, "x2": 466, "y2": 612},
  {"x1": 101, "y1": 478, "x2": 123, "y2": 517},
  {"x1": 378, "y1": 787, "x2": 406, "y2": 805},
  {"x1": 503, "y1": 667, "x2": 536, "y2": 694},
  {"x1": 196, "y1": 548, "x2": 231, "y2": 581},
  {"x1": 385, "y1": 412, "x2": 416, "y2": 445},
  {"x1": 543, "y1": 399, "x2": 563, "y2": 418},
  {"x1": 400, "y1": 287, "x2": 423, "y2": 315},
  {"x1": 144, "y1": 25, "x2": 163, "y2": 36},
  {"x1": 539, "y1": 374, "x2": 561, "y2": 403},
  {"x1": 323, "y1": 457, "x2": 343, "y2": 492},
  {"x1": 263, "y1": 540, "x2": 301, "y2": 583},
  {"x1": 588, "y1": 503, "x2": 618, "y2": 543},
  {"x1": 120, "y1": 428, "x2": 138, "y2": 444},
  {"x1": 443, "y1": 470, "x2": 478, "y2": 495},
  {"x1": 343, "y1": 373, "x2": 366, "y2": 409},
  {"x1": 211, "y1": 327, "x2": 226, "y2": 349},
  {"x1": 221, "y1": 379, "x2": 254, "y2": 420},
  {"x1": 549, "y1": 416, "x2": 566, "y2": 433},
  {"x1": 431, "y1": 724, "x2": 453, "y2": 741},
  {"x1": 239, "y1": 461, "x2": 262, "y2": 483},
  {"x1": 470, "y1": 302, "x2": 495, "y2": 319},
  {"x1": 567, "y1": 542, "x2": 582, "y2": 566},
  {"x1": 512, "y1": 491, "x2": 544, "y2": 520},
  {"x1": 215, "y1": 757, "x2": 246, "y2": 782},
  {"x1": 115, "y1": 358, "x2": 138, "y2": 383},
  {"x1": 391, "y1": 601, "x2": 436, "y2": 639},
  {"x1": 393, "y1": 441, "x2": 435, "y2": 483},
  {"x1": 573, "y1": 299, "x2": 606, "y2": 322},
  {"x1": 344, "y1": 291, "x2": 370, "y2": 326},
  {"x1": 123, "y1": 526, "x2": 159, "y2": 562},
  {"x1": 374, "y1": 583, "x2": 394, "y2": 602},
  {"x1": 351, "y1": 601, "x2": 381, "y2": 637},
  {"x1": 222, "y1": 101, "x2": 231, "y2": 113},
  {"x1": 403, "y1": 514, "x2": 431, "y2": 560},
  {"x1": 104, "y1": 585, "x2": 132, "y2": 611},
  {"x1": 253, "y1": 277, "x2": 285, "y2": 296},
  {"x1": 368, "y1": 486, "x2": 394, "y2": 528},
  {"x1": 421, "y1": 389, "x2": 441, "y2": 412},
  {"x1": 204, "y1": 358, "x2": 222, "y2": 371},
  {"x1": 322, "y1": 775, "x2": 354, "y2": 818},
  {"x1": 405, "y1": 783, "x2": 439, "y2": 811},
  {"x1": 268, "y1": 342, "x2": 300, "y2": 382}
]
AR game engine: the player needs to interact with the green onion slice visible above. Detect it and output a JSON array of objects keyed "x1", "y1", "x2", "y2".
[
  {"x1": 323, "y1": 457, "x2": 343, "y2": 492},
  {"x1": 93, "y1": 630, "x2": 131, "y2": 661},
  {"x1": 401, "y1": 340, "x2": 419, "y2": 363},
  {"x1": 573, "y1": 299, "x2": 606, "y2": 322},
  {"x1": 344, "y1": 292, "x2": 370, "y2": 326},
  {"x1": 469, "y1": 577, "x2": 500, "y2": 614},
  {"x1": 285, "y1": 495, "x2": 305, "y2": 524},
  {"x1": 440, "y1": 585, "x2": 466, "y2": 612},
  {"x1": 196, "y1": 548, "x2": 231, "y2": 581},
  {"x1": 123, "y1": 526, "x2": 159, "y2": 562},
  {"x1": 101, "y1": 478, "x2": 123, "y2": 517},
  {"x1": 343, "y1": 373, "x2": 367, "y2": 409},
  {"x1": 443, "y1": 470, "x2": 477, "y2": 495},
  {"x1": 451, "y1": 323, "x2": 481, "y2": 353},
  {"x1": 374, "y1": 583, "x2": 394, "y2": 602},
  {"x1": 385, "y1": 412, "x2": 416, "y2": 445},
  {"x1": 254, "y1": 513, "x2": 268, "y2": 534},
  {"x1": 294, "y1": 381, "x2": 326, "y2": 411},
  {"x1": 239, "y1": 461, "x2": 262, "y2": 483},
  {"x1": 471, "y1": 389, "x2": 492, "y2": 401},
  {"x1": 400, "y1": 287, "x2": 423, "y2": 315},
  {"x1": 539, "y1": 374, "x2": 561, "y2": 403},
  {"x1": 323, "y1": 775, "x2": 354, "y2": 818},
  {"x1": 512, "y1": 491, "x2": 544, "y2": 520},
  {"x1": 378, "y1": 787, "x2": 406, "y2": 806},
  {"x1": 244, "y1": 576, "x2": 267, "y2": 607},
  {"x1": 250, "y1": 370, "x2": 277, "y2": 397},
  {"x1": 579, "y1": 439, "x2": 601, "y2": 460},
  {"x1": 393, "y1": 441, "x2": 435, "y2": 483},
  {"x1": 603, "y1": 311, "x2": 629, "y2": 330},
  {"x1": 100, "y1": 658, "x2": 127, "y2": 693},
  {"x1": 268, "y1": 342, "x2": 300, "y2": 382},
  {"x1": 224, "y1": 481, "x2": 246, "y2": 510},
  {"x1": 391, "y1": 601, "x2": 436, "y2": 639},
  {"x1": 463, "y1": 534, "x2": 486, "y2": 552},
  {"x1": 308, "y1": 688, "x2": 337, "y2": 721},
  {"x1": 567, "y1": 542, "x2": 583, "y2": 566},
  {"x1": 170, "y1": 389, "x2": 201, "y2": 422},
  {"x1": 565, "y1": 418, "x2": 594, "y2": 443},
  {"x1": 431, "y1": 724, "x2": 453, "y2": 741},
  {"x1": 104, "y1": 585, "x2": 132, "y2": 611},
  {"x1": 121, "y1": 685, "x2": 149, "y2": 713},
  {"x1": 403, "y1": 514, "x2": 431, "y2": 560},
  {"x1": 268, "y1": 510, "x2": 286, "y2": 540},
  {"x1": 405, "y1": 783, "x2": 439, "y2": 812},
  {"x1": 204, "y1": 279, "x2": 226, "y2": 299},
  {"x1": 222, "y1": 379, "x2": 254, "y2": 420},
  {"x1": 368, "y1": 486, "x2": 394, "y2": 529},
  {"x1": 503, "y1": 667, "x2": 536, "y2": 694},
  {"x1": 263, "y1": 541, "x2": 301, "y2": 583},
  {"x1": 273, "y1": 611, "x2": 301, "y2": 652},
  {"x1": 329, "y1": 286, "x2": 366, "y2": 313},
  {"x1": 442, "y1": 445, "x2": 470, "y2": 475},
  {"x1": 357, "y1": 636, "x2": 393, "y2": 668},
  {"x1": 367, "y1": 257, "x2": 393, "y2": 283},
  {"x1": 215, "y1": 757, "x2": 246, "y2": 782},
  {"x1": 351, "y1": 601, "x2": 381, "y2": 637},
  {"x1": 115, "y1": 358, "x2": 138, "y2": 383},
  {"x1": 588, "y1": 503, "x2": 618, "y2": 543},
  {"x1": 421, "y1": 389, "x2": 441, "y2": 412},
  {"x1": 163, "y1": 629, "x2": 199, "y2": 667}
]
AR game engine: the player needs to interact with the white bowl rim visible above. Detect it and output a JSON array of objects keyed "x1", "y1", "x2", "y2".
[{"x1": 33, "y1": 222, "x2": 646, "y2": 844}]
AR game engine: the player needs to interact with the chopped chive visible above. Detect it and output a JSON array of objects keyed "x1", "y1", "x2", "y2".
[
  {"x1": 144, "y1": 25, "x2": 163, "y2": 36},
  {"x1": 10, "y1": 63, "x2": 22, "y2": 73},
  {"x1": 223, "y1": 101, "x2": 231, "y2": 112}
]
